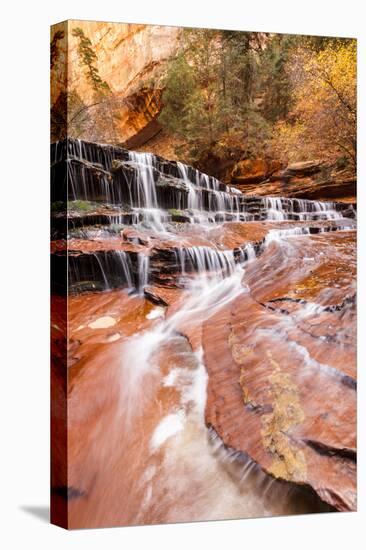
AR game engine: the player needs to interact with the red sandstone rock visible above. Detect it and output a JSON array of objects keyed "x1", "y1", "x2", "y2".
[
  {"x1": 203, "y1": 231, "x2": 357, "y2": 512},
  {"x1": 231, "y1": 159, "x2": 283, "y2": 184},
  {"x1": 231, "y1": 161, "x2": 356, "y2": 203}
]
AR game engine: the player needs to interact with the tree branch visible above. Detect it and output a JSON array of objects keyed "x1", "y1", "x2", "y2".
[{"x1": 68, "y1": 101, "x2": 103, "y2": 125}]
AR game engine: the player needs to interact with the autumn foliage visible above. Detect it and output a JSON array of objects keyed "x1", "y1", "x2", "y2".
[
  {"x1": 272, "y1": 40, "x2": 356, "y2": 168},
  {"x1": 159, "y1": 32, "x2": 356, "y2": 174},
  {"x1": 50, "y1": 25, "x2": 356, "y2": 175}
]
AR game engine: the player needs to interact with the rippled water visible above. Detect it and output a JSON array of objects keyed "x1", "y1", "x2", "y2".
[
  {"x1": 63, "y1": 230, "x2": 355, "y2": 527},
  {"x1": 52, "y1": 140, "x2": 355, "y2": 527}
]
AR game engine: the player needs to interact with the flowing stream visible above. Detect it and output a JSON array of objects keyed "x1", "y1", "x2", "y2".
[{"x1": 51, "y1": 139, "x2": 356, "y2": 527}]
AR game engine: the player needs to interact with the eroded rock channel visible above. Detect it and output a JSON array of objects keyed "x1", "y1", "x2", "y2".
[{"x1": 51, "y1": 139, "x2": 356, "y2": 527}]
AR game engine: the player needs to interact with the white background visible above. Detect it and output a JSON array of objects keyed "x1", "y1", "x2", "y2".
[{"x1": 1, "y1": 0, "x2": 364, "y2": 548}]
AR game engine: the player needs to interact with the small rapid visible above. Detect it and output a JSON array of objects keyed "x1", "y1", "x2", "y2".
[
  {"x1": 113, "y1": 227, "x2": 345, "y2": 523},
  {"x1": 53, "y1": 139, "x2": 356, "y2": 527},
  {"x1": 51, "y1": 139, "x2": 354, "y2": 235}
]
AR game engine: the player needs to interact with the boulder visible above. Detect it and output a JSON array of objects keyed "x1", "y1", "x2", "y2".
[
  {"x1": 231, "y1": 159, "x2": 283, "y2": 184},
  {"x1": 121, "y1": 228, "x2": 150, "y2": 246},
  {"x1": 233, "y1": 175, "x2": 356, "y2": 202},
  {"x1": 144, "y1": 285, "x2": 182, "y2": 306},
  {"x1": 284, "y1": 160, "x2": 323, "y2": 177}
]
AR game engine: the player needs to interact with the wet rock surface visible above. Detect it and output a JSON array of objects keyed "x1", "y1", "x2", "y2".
[
  {"x1": 51, "y1": 139, "x2": 356, "y2": 526},
  {"x1": 203, "y1": 231, "x2": 356, "y2": 511}
]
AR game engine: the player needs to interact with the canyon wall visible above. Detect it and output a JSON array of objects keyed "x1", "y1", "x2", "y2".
[{"x1": 51, "y1": 21, "x2": 179, "y2": 145}]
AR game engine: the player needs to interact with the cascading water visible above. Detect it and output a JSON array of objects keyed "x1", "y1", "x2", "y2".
[
  {"x1": 119, "y1": 253, "x2": 246, "y2": 425},
  {"x1": 177, "y1": 160, "x2": 241, "y2": 222},
  {"x1": 263, "y1": 197, "x2": 286, "y2": 220},
  {"x1": 137, "y1": 253, "x2": 150, "y2": 293},
  {"x1": 177, "y1": 162, "x2": 199, "y2": 211},
  {"x1": 57, "y1": 139, "x2": 355, "y2": 295},
  {"x1": 177, "y1": 246, "x2": 236, "y2": 281},
  {"x1": 52, "y1": 139, "x2": 356, "y2": 527},
  {"x1": 126, "y1": 151, "x2": 170, "y2": 233},
  {"x1": 52, "y1": 139, "x2": 354, "y2": 231},
  {"x1": 128, "y1": 151, "x2": 158, "y2": 209},
  {"x1": 68, "y1": 250, "x2": 134, "y2": 293},
  {"x1": 261, "y1": 196, "x2": 346, "y2": 221}
]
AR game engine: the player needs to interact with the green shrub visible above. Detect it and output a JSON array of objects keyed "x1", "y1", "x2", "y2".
[{"x1": 67, "y1": 200, "x2": 97, "y2": 212}]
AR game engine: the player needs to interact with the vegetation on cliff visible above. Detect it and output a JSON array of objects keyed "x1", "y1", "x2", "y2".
[
  {"x1": 50, "y1": 23, "x2": 356, "y2": 183},
  {"x1": 51, "y1": 26, "x2": 118, "y2": 142},
  {"x1": 158, "y1": 30, "x2": 356, "y2": 174},
  {"x1": 272, "y1": 39, "x2": 356, "y2": 168}
]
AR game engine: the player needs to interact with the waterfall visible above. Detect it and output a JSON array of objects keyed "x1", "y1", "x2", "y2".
[
  {"x1": 138, "y1": 253, "x2": 150, "y2": 293},
  {"x1": 263, "y1": 197, "x2": 286, "y2": 221},
  {"x1": 177, "y1": 161, "x2": 202, "y2": 210},
  {"x1": 116, "y1": 251, "x2": 134, "y2": 290},
  {"x1": 52, "y1": 139, "x2": 354, "y2": 228},
  {"x1": 177, "y1": 161, "x2": 202, "y2": 211},
  {"x1": 65, "y1": 138, "x2": 126, "y2": 170},
  {"x1": 53, "y1": 138, "x2": 356, "y2": 526},
  {"x1": 238, "y1": 243, "x2": 257, "y2": 263},
  {"x1": 128, "y1": 152, "x2": 158, "y2": 209},
  {"x1": 68, "y1": 250, "x2": 134, "y2": 293},
  {"x1": 53, "y1": 139, "x2": 355, "y2": 295},
  {"x1": 265, "y1": 226, "x2": 312, "y2": 245},
  {"x1": 93, "y1": 253, "x2": 111, "y2": 290},
  {"x1": 261, "y1": 196, "x2": 345, "y2": 221},
  {"x1": 177, "y1": 247, "x2": 236, "y2": 280},
  {"x1": 124, "y1": 151, "x2": 171, "y2": 232},
  {"x1": 177, "y1": 160, "x2": 241, "y2": 220}
]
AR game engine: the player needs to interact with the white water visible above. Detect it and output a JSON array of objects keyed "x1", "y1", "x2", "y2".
[
  {"x1": 177, "y1": 161, "x2": 241, "y2": 222},
  {"x1": 262, "y1": 196, "x2": 345, "y2": 222},
  {"x1": 263, "y1": 197, "x2": 286, "y2": 220},
  {"x1": 238, "y1": 242, "x2": 257, "y2": 263},
  {"x1": 176, "y1": 246, "x2": 236, "y2": 280},
  {"x1": 127, "y1": 152, "x2": 170, "y2": 233},
  {"x1": 115, "y1": 251, "x2": 134, "y2": 290},
  {"x1": 119, "y1": 259, "x2": 246, "y2": 423},
  {"x1": 150, "y1": 410, "x2": 186, "y2": 452},
  {"x1": 137, "y1": 253, "x2": 150, "y2": 293},
  {"x1": 117, "y1": 258, "x2": 288, "y2": 522},
  {"x1": 128, "y1": 152, "x2": 158, "y2": 209},
  {"x1": 62, "y1": 140, "x2": 354, "y2": 232},
  {"x1": 177, "y1": 161, "x2": 201, "y2": 211},
  {"x1": 60, "y1": 140, "x2": 357, "y2": 526},
  {"x1": 265, "y1": 226, "x2": 311, "y2": 245}
]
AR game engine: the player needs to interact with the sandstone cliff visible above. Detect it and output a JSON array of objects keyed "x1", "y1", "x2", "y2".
[{"x1": 51, "y1": 20, "x2": 179, "y2": 145}]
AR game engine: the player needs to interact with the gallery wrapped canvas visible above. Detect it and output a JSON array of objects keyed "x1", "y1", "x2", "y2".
[{"x1": 50, "y1": 20, "x2": 356, "y2": 529}]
